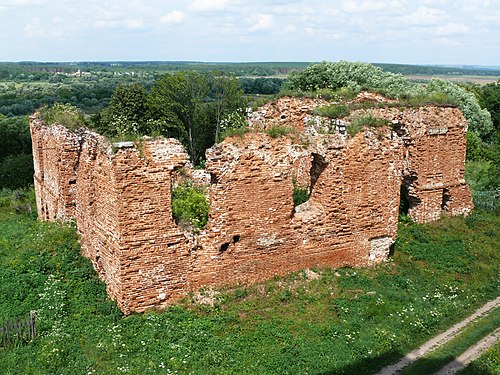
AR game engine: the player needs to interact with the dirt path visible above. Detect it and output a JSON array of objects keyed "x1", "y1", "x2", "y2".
[
  {"x1": 434, "y1": 328, "x2": 499, "y2": 374},
  {"x1": 376, "y1": 296, "x2": 500, "y2": 375}
]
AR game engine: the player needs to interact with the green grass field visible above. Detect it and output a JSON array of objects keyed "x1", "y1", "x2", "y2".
[
  {"x1": 0, "y1": 186, "x2": 498, "y2": 374},
  {"x1": 459, "y1": 342, "x2": 500, "y2": 374},
  {"x1": 401, "y1": 308, "x2": 500, "y2": 374}
]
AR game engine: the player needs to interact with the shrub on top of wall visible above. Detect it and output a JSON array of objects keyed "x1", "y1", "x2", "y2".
[
  {"x1": 285, "y1": 61, "x2": 493, "y2": 139},
  {"x1": 348, "y1": 115, "x2": 390, "y2": 137},
  {"x1": 39, "y1": 103, "x2": 86, "y2": 130}
]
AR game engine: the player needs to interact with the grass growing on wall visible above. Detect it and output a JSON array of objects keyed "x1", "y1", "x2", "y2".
[
  {"x1": 39, "y1": 103, "x2": 86, "y2": 130},
  {"x1": 348, "y1": 114, "x2": 390, "y2": 136},
  {"x1": 0, "y1": 187, "x2": 498, "y2": 374},
  {"x1": 171, "y1": 182, "x2": 209, "y2": 230},
  {"x1": 292, "y1": 178, "x2": 309, "y2": 207}
]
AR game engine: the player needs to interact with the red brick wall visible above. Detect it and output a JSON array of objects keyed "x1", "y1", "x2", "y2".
[{"x1": 30, "y1": 98, "x2": 473, "y2": 314}]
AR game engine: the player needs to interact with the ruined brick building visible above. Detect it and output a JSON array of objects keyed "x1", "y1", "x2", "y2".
[{"x1": 30, "y1": 94, "x2": 474, "y2": 314}]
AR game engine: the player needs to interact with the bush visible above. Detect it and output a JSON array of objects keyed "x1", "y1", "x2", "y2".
[
  {"x1": 171, "y1": 182, "x2": 209, "y2": 230},
  {"x1": 220, "y1": 110, "x2": 250, "y2": 140},
  {"x1": 0, "y1": 188, "x2": 36, "y2": 216},
  {"x1": 293, "y1": 178, "x2": 309, "y2": 207},
  {"x1": 314, "y1": 104, "x2": 350, "y2": 119},
  {"x1": 39, "y1": 103, "x2": 86, "y2": 130},
  {"x1": 348, "y1": 114, "x2": 389, "y2": 136},
  {"x1": 265, "y1": 125, "x2": 294, "y2": 138},
  {"x1": 286, "y1": 61, "x2": 417, "y2": 98}
]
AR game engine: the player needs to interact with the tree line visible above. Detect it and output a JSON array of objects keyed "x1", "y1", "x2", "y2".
[
  {"x1": 1, "y1": 61, "x2": 499, "y2": 191},
  {"x1": 89, "y1": 70, "x2": 245, "y2": 165}
]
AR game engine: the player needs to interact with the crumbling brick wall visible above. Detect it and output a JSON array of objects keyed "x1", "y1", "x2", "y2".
[
  {"x1": 350, "y1": 106, "x2": 474, "y2": 223},
  {"x1": 30, "y1": 96, "x2": 473, "y2": 314}
]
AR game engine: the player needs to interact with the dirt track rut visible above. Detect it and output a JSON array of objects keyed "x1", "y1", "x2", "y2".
[{"x1": 376, "y1": 296, "x2": 500, "y2": 375}]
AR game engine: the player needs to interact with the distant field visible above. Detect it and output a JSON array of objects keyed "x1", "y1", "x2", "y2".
[{"x1": 406, "y1": 75, "x2": 500, "y2": 85}]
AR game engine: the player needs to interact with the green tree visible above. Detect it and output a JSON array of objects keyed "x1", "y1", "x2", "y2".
[
  {"x1": 0, "y1": 116, "x2": 31, "y2": 161},
  {"x1": 147, "y1": 71, "x2": 210, "y2": 163},
  {"x1": 0, "y1": 153, "x2": 34, "y2": 189},
  {"x1": 209, "y1": 71, "x2": 245, "y2": 143},
  {"x1": 98, "y1": 83, "x2": 147, "y2": 136},
  {"x1": 479, "y1": 82, "x2": 500, "y2": 135}
]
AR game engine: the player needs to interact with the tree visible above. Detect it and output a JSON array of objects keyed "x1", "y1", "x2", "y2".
[
  {"x1": 0, "y1": 116, "x2": 31, "y2": 161},
  {"x1": 98, "y1": 83, "x2": 147, "y2": 136},
  {"x1": 286, "y1": 60, "x2": 413, "y2": 97},
  {"x1": 0, "y1": 153, "x2": 34, "y2": 189},
  {"x1": 147, "y1": 71, "x2": 210, "y2": 164},
  {"x1": 209, "y1": 71, "x2": 245, "y2": 143},
  {"x1": 479, "y1": 82, "x2": 500, "y2": 134}
]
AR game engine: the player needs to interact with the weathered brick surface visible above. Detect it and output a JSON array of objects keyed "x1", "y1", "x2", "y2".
[
  {"x1": 351, "y1": 105, "x2": 474, "y2": 223},
  {"x1": 30, "y1": 96, "x2": 473, "y2": 314}
]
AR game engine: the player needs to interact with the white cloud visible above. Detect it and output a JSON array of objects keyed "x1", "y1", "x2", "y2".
[
  {"x1": 280, "y1": 25, "x2": 297, "y2": 35},
  {"x1": 418, "y1": 0, "x2": 449, "y2": 4},
  {"x1": 303, "y1": 27, "x2": 315, "y2": 36},
  {"x1": 94, "y1": 18, "x2": 145, "y2": 30},
  {"x1": 404, "y1": 6, "x2": 447, "y2": 25},
  {"x1": 341, "y1": 0, "x2": 404, "y2": 13},
  {"x1": 249, "y1": 13, "x2": 273, "y2": 31},
  {"x1": 434, "y1": 22, "x2": 470, "y2": 36},
  {"x1": 124, "y1": 19, "x2": 144, "y2": 29},
  {"x1": 24, "y1": 16, "x2": 65, "y2": 38},
  {"x1": 189, "y1": 0, "x2": 229, "y2": 12},
  {"x1": 0, "y1": 0, "x2": 46, "y2": 6},
  {"x1": 476, "y1": 12, "x2": 500, "y2": 24},
  {"x1": 433, "y1": 37, "x2": 461, "y2": 46},
  {"x1": 160, "y1": 10, "x2": 185, "y2": 25}
]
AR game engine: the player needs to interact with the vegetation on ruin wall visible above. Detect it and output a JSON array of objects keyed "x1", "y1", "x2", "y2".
[
  {"x1": 286, "y1": 61, "x2": 499, "y2": 179},
  {"x1": 347, "y1": 115, "x2": 390, "y2": 137},
  {"x1": 2, "y1": 61, "x2": 499, "y2": 190},
  {"x1": 292, "y1": 178, "x2": 309, "y2": 207},
  {"x1": 39, "y1": 102, "x2": 87, "y2": 130},
  {"x1": 0, "y1": 173, "x2": 498, "y2": 374},
  {"x1": 171, "y1": 182, "x2": 209, "y2": 230},
  {"x1": 286, "y1": 61, "x2": 493, "y2": 139}
]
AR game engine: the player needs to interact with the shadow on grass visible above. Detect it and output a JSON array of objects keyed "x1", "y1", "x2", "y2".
[
  {"x1": 317, "y1": 352, "x2": 479, "y2": 375},
  {"x1": 318, "y1": 351, "x2": 402, "y2": 375}
]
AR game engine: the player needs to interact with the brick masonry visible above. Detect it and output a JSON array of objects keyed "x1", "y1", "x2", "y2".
[{"x1": 30, "y1": 95, "x2": 473, "y2": 314}]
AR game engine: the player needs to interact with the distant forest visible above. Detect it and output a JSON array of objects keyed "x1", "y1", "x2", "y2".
[
  {"x1": 3, "y1": 60, "x2": 500, "y2": 78},
  {"x1": 1, "y1": 61, "x2": 499, "y2": 117},
  {"x1": 1, "y1": 60, "x2": 498, "y2": 189}
]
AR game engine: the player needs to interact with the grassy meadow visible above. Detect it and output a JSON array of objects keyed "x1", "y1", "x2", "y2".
[{"x1": 0, "y1": 181, "x2": 498, "y2": 374}]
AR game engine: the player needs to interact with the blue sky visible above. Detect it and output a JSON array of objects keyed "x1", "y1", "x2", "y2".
[{"x1": 0, "y1": 0, "x2": 499, "y2": 65}]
